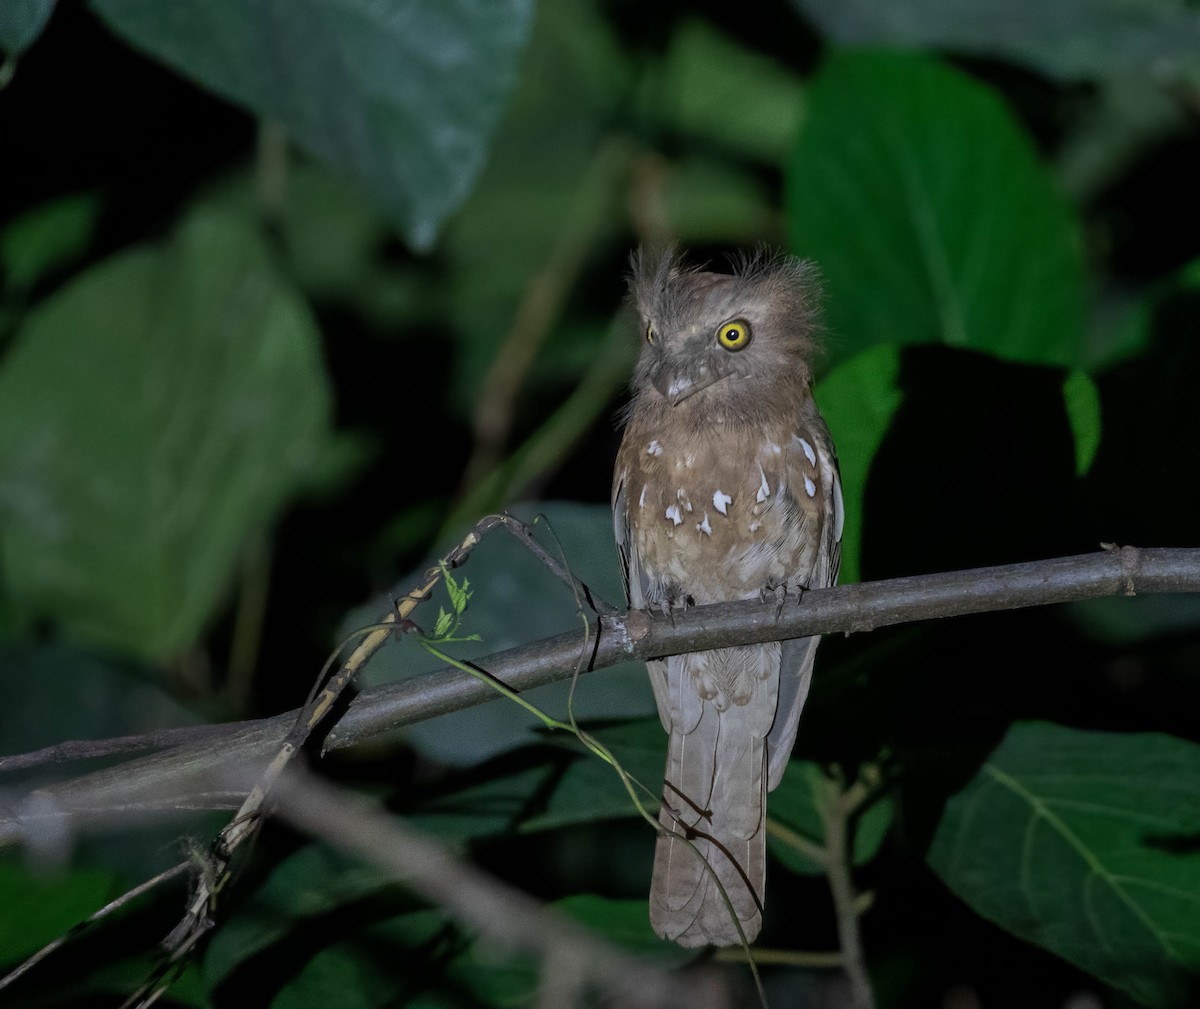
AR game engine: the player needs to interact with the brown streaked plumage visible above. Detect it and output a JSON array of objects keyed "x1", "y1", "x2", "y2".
[{"x1": 612, "y1": 248, "x2": 843, "y2": 947}]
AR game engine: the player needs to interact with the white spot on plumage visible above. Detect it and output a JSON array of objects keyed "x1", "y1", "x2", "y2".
[
  {"x1": 804, "y1": 475, "x2": 816, "y2": 498},
  {"x1": 665, "y1": 504, "x2": 682, "y2": 526},
  {"x1": 749, "y1": 520, "x2": 761, "y2": 532},
  {"x1": 685, "y1": 453, "x2": 695, "y2": 467},
  {"x1": 713, "y1": 490, "x2": 732, "y2": 515},
  {"x1": 766, "y1": 442, "x2": 782, "y2": 455},
  {"x1": 697, "y1": 512, "x2": 712, "y2": 536},
  {"x1": 647, "y1": 440, "x2": 663, "y2": 456},
  {"x1": 755, "y1": 464, "x2": 770, "y2": 503},
  {"x1": 638, "y1": 484, "x2": 647, "y2": 508},
  {"x1": 798, "y1": 437, "x2": 817, "y2": 466},
  {"x1": 833, "y1": 473, "x2": 845, "y2": 541}
]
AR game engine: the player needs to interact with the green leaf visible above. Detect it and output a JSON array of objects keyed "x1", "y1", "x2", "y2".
[
  {"x1": 519, "y1": 719, "x2": 666, "y2": 832},
  {"x1": 408, "y1": 718, "x2": 665, "y2": 841},
  {"x1": 788, "y1": 50, "x2": 1085, "y2": 368},
  {"x1": 814, "y1": 345, "x2": 903, "y2": 584},
  {"x1": 90, "y1": 0, "x2": 535, "y2": 251},
  {"x1": 1062, "y1": 370, "x2": 1101, "y2": 476},
  {"x1": 0, "y1": 857, "x2": 120, "y2": 966},
  {"x1": 650, "y1": 19, "x2": 805, "y2": 165},
  {"x1": 205, "y1": 844, "x2": 397, "y2": 989},
  {"x1": 433, "y1": 607, "x2": 454, "y2": 639},
  {"x1": 1066, "y1": 594, "x2": 1200, "y2": 646},
  {"x1": 768, "y1": 761, "x2": 894, "y2": 876},
  {"x1": 349, "y1": 503, "x2": 653, "y2": 766},
  {"x1": 0, "y1": 643, "x2": 197, "y2": 756},
  {"x1": 441, "y1": 0, "x2": 630, "y2": 414},
  {"x1": 0, "y1": 210, "x2": 337, "y2": 660},
  {"x1": 791, "y1": 0, "x2": 1200, "y2": 86},
  {"x1": 269, "y1": 910, "x2": 457, "y2": 1009},
  {"x1": 444, "y1": 568, "x2": 471, "y2": 617},
  {"x1": 555, "y1": 894, "x2": 686, "y2": 961},
  {"x1": 928, "y1": 721, "x2": 1200, "y2": 1008},
  {"x1": 0, "y1": 0, "x2": 55, "y2": 56},
  {"x1": 0, "y1": 192, "x2": 102, "y2": 291}
]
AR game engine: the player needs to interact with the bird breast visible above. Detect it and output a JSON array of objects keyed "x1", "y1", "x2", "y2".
[{"x1": 621, "y1": 425, "x2": 826, "y2": 605}]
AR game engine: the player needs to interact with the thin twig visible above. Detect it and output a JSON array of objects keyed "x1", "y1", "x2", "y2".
[
  {"x1": 0, "y1": 861, "x2": 189, "y2": 992},
  {"x1": 124, "y1": 515, "x2": 515, "y2": 1005},
  {"x1": 499, "y1": 513, "x2": 621, "y2": 616}
]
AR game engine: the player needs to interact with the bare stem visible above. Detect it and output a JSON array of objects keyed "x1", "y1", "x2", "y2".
[{"x1": 820, "y1": 776, "x2": 875, "y2": 1009}]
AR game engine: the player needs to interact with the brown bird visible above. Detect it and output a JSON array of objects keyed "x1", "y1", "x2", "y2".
[{"x1": 612, "y1": 248, "x2": 843, "y2": 947}]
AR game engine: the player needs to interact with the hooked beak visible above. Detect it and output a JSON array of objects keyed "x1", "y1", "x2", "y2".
[{"x1": 653, "y1": 368, "x2": 721, "y2": 406}]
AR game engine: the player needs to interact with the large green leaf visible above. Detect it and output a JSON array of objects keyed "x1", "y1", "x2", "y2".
[
  {"x1": 792, "y1": 0, "x2": 1200, "y2": 86},
  {"x1": 0, "y1": 857, "x2": 119, "y2": 966},
  {"x1": 788, "y1": 51, "x2": 1085, "y2": 367},
  {"x1": 0, "y1": 192, "x2": 102, "y2": 292},
  {"x1": 0, "y1": 211, "x2": 337, "y2": 660},
  {"x1": 814, "y1": 345, "x2": 903, "y2": 585},
  {"x1": 0, "y1": 0, "x2": 55, "y2": 56},
  {"x1": 928, "y1": 721, "x2": 1200, "y2": 1007},
  {"x1": 90, "y1": 0, "x2": 534, "y2": 251}
]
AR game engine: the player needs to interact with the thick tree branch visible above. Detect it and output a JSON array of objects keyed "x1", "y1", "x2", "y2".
[{"x1": 2, "y1": 546, "x2": 1198, "y2": 847}]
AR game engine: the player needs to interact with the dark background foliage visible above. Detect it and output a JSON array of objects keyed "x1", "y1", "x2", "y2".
[{"x1": 1, "y1": 1, "x2": 1198, "y2": 1006}]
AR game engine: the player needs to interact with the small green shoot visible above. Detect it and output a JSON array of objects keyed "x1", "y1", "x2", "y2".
[{"x1": 425, "y1": 563, "x2": 481, "y2": 644}]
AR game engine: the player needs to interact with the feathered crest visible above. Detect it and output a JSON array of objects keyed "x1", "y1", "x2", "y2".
[{"x1": 627, "y1": 244, "x2": 825, "y2": 360}]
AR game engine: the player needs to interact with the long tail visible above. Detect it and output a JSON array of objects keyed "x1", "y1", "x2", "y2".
[{"x1": 649, "y1": 647, "x2": 776, "y2": 947}]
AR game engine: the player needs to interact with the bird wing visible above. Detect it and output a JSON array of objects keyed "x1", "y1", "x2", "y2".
[
  {"x1": 613, "y1": 466, "x2": 673, "y2": 732},
  {"x1": 766, "y1": 412, "x2": 843, "y2": 790}
]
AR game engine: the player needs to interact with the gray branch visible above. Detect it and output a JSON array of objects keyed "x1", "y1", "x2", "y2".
[{"x1": 3, "y1": 546, "x2": 1198, "y2": 848}]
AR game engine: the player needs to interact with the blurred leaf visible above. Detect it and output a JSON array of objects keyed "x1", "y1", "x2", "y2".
[
  {"x1": 814, "y1": 345, "x2": 903, "y2": 585},
  {"x1": 269, "y1": 910, "x2": 458, "y2": 1009},
  {"x1": 519, "y1": 719, "x2": 664, "y2": 832},
  {"x1": 0, "y1": 210, "x2": 338, "y2": 661},
  {"x1": 1090, "y1": 256, "x2": 1200, "y2": 370},
  {"x1": 928, "y1": 721, "x2": 1200, "y2": 1008},
  {"x1": 768, "y1": 761, "x2": 894, "y2": 876},
  {"x1": 409, "y1": 719, "x2": 664, "y2": 842},
  {"x1": 349, "y1": 503, "x2": 653, "y2": 766},
  {"x1": 0, "y1": 192, "x2": 102, "y2": 291},
  {"x1": 1055, "y1": 78, "x2": 1185, "y2": 203},
  {"x1": 1062, "y1": 370, "x2": 1101, "y2": 476},
  {"x1": 554, "y1": 894, "x2": 687, "y2": 961},
  {"x1": 90, "y1": 0, "x2": 534, "y2": 251},
  {"x1": 661, "y1": 157, "x2": 781, "y2": 246},
  {"x1": 442, "y1": 0, "x2": 630, "y2": 413},
  {"x1": 792, "y1": 0, "x2": 1200, "y2": 85},
  {"x1": 0, "y1": 644, "x2": 196, "y2": 756},
  {"x1": 1065, "y1": 594, "x2": 1200, "y2": 645},
  {"x1": 652, "y1": 20, "x2": 805, "y2": 165},
  {"x1": 0, "y1": 857, "x2": 119, "y2": 966},
  {"x1": 0, "y1": 0, "x2": 55, "y2": 57},
  {"x1": 205, "y1": 844, "x2": 396, "y2": 989},
  {"x1": 788, "y1": 51, "x2": 1085, "y2": 367}
]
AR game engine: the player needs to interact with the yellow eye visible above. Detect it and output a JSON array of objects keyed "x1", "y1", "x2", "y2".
[
  {"x1": 645, "y1": 322, "x2": 655, "y2": 345},
  {"x1": 717, "y1": 319, "x2": 752, "y2": 351}
]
